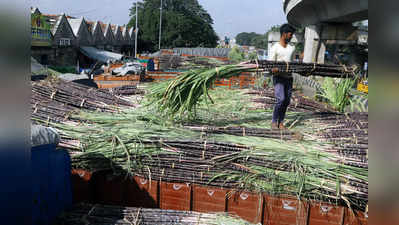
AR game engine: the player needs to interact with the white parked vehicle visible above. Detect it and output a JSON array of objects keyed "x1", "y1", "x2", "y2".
[{"x1": 111, "y1": 62, "x2": 145, "y2": 76}]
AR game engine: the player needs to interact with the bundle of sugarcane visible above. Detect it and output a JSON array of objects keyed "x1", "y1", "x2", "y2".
[
  {"x1": 109, "y1": 85, "x2": 146, "y2": 96},
  {"x1": 56, "y1": 203, "x2": 253, "y2": 225},
  {"x1": 32, "y1": 79, "x2": 134, "y2": 111},
  {"x1": 56, "y1": 79, "x2": 133, "y2": 106},
  {"x1": 249, "y1": 60, "x2": 357, "y2": 78},
  {"x1": 141, "y1": 139, "x2": 249, "y2": 155},
  {"x1": 311, "y1": 112, "x2": 368, "y2": 123},
  {"x1": 184, "y1": 125, "x2": 302, "y2": 140},
  {"x1": 325, "y1": 144, "x2": 368, "y2": 169},
  {"x1": 31, "y1": 95, "x2": 78, "y2": 124},
  {"x1": 31, "y1": 105, "x2": 75, "y2": 124},
  {"x1": 249, "y1": 89, "x2": 336, "y2": 113}
]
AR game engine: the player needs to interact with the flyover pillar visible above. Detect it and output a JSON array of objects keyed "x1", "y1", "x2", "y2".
[
  {"x1": 303, "y1": 23, "x2": 358, "y2": 64},
  {"x1": 303, "y1": 25, "x2": 326, "y2": 64}
]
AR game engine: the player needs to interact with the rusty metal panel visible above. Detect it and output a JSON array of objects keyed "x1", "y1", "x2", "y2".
[
  {"x1": 125, "y1": 176, "x2": 158, "y2": 208},
  {"x1": 192, "y1": 185, "x2": 227, "y2": 213},
  {"x1": 263, "y1": 195, "x2": 309, "y2": 225},
  {"x1": 71, "y1": 169, "x2": 93, "y2": 203},
  {"x1": 343, "y1": 208, "x2": 368, "y2": 225},
  {"x1": 308, "y1": 202, "x2": 345, "y2": 225},
  {"x1": 160, "y1": 182, "x2": 191, "y2": 211},
  {"x1": 227, "y1": 191, "x2": 263, "y2": 224}
]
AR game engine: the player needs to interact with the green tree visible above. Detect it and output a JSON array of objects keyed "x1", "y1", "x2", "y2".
[
  {"x1": 235, "y1": 32, "x2": 267, "y2": 49},
  {"x1": 250, "y1": 34, "x2": 267, "y2": 49},
  {"x1": 236, "y1": 32, "x2": 259, "y2": 46},
  {"x1": 128, "y1": 0, "x2": 219, "y2": 52}
]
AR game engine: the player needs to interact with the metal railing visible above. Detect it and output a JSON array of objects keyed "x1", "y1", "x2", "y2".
[{"x1": 31, "y1": 27, "x2": 51, "y2": 41}]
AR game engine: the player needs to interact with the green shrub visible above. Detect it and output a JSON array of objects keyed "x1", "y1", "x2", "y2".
[
  {"x1": 48, "y1": 66, "x2": 76, "y2": 74},
  {"x1": 318, "y1": 77, "x2": 355, "y2": 112},
  {"x1": 247, "y1": 51, "x2": 257, "y2": 60},
  {"x1": 228, "y1": 46, "x2": 245, "y2": 63}
]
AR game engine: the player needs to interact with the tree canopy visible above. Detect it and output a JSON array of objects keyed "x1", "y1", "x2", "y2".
[
  {"x1": 128, "y1": 0, "x2": 219, "y2": 52},
  {"x1": 235, "y1": 32, "x2": 268, "y2": 49}
]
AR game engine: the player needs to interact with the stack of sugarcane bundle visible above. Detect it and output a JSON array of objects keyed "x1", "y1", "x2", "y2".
[
  {"x1": 56, "y1": 203, "x2": 252, "y2": 225},
  {"x1": 109, "y1": 85, "x2": 146, "y2": 96},
  {"x1": 314, "y1": 113, "x2": 368, "y2": 144},
  {"x1": 304, "y1": 112, "x2": 368, "y2": 169},
  {"x1": 71, "y1": 139, "x2": 248, "y2": 172},
  {"x1": 66, "y1": 127, "x2": 368, "y2": 210},
  {"x1": 247, "y1": 89, "x2": 335, "y2": 113}
]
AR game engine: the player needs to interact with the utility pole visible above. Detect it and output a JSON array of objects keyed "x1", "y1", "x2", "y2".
[
  {"x1": 135, "y1": 1, "x2": 138, "y2": 58},
  {"x1": 158, "y1": 0, "x2": 163, "y2": 50}
]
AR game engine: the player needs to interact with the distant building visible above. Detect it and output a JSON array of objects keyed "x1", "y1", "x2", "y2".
[
  {"x1": 31, "y1": 7, "x2": 53, "y2": 65},
  {"x1": 30, "y1": 7, "x2": 135, "y2": 68}
]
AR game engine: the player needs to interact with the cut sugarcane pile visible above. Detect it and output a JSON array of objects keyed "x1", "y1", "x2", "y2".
[
  {"x1": 54, "y1": 87, "x2": 367, "y2": 211},
  {"x1": 56, "y1": 203, "x2": 253, "y2": 225},
  {"x1": 159, "y1": 55, "x2": 230, "y2": 70},
  {"x1": 247, "y1": 89, "x2": 335, "y2": 113},
  {"x1": 31, "y1": 78, "x2": 136, "y2": 124},
  {"x1": 109, "y1": 85, "x2": 146, "y2": 96}
]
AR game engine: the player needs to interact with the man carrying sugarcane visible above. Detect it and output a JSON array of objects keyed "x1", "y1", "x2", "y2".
[{"x1": 269, "y1": 24, "x2": 297, "y2": 130}]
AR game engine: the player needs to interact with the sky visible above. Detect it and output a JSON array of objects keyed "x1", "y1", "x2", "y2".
[{"x1": 28, "y1": 0, "x2": 287, "y2": 38}]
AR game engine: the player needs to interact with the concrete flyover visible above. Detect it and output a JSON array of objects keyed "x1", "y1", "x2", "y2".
[
  {"x1": 284, "y1": 0, "x2": 368, "y2": 27},
  {"x1": 282, "y1": 0, "x2": 368, "y2": 63}
]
